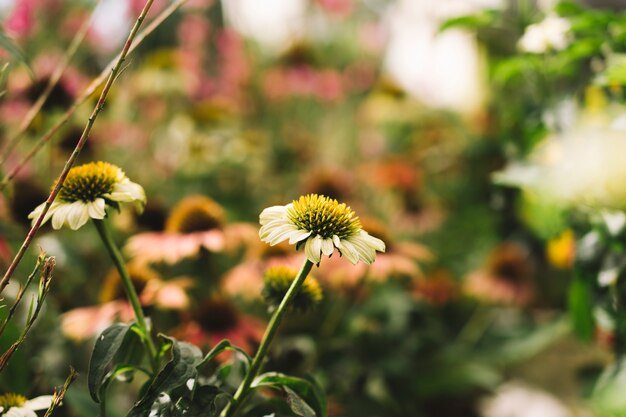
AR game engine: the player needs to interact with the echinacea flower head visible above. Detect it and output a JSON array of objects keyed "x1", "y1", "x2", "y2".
[
  {"x1": 259, "y1": 194, "x2": 385, "y2": 265},
  {"x1": 263, "y1": 265, "x2": 322, "y2": 312},
  {"x1": 0, "y1": 393, "x2": 53, "y2": 417},
  {"x1": 28, "y1": 161, "x2": 145, "y2": 230}
]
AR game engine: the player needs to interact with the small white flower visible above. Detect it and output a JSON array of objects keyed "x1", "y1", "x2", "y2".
[
  {"x1": 0, "y1": 393, "x2": 53, "y2": 417},
  {"x1": 259, "y1": 194, "x2": 385, "y2": 265},
  {"x1": 518, "y1": 15, "x2": 571, "y2": 53},
  {"x1": 28, "y1": 161, "x2": 146, "y2": 231}
]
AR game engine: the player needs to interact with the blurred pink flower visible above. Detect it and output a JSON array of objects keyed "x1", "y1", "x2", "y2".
[
  {"x1": 316, "y1": 0, "x2": 353, "y2": 17},
  {"x1": 173, "y1": 297, "x2": 265, "y2": 360},
  {"x1": 125, "y1": 195, "x2": 256, "y2": 265},
  {"x1": 61, "y1": 264, "x2": 192, "y2": 341},
  {"x1": 464, "y1": 242, "x2": 535, "y2": 306},
  {"x1": 5, "y1": 0, "x2": 35, "y2": 37}
]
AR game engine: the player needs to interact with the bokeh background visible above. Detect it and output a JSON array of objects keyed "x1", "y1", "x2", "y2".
[{"x1": 2, "y1": 0, "x2": 626, "y2": 416}]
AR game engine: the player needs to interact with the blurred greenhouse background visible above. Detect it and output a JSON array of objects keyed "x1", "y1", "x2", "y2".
[{"x1": 2, "y1": 0, "x2": 626, "y2": 416}]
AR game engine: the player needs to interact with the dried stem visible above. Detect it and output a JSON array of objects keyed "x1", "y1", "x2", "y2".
[
  {"x1": 0, "y1": 2, "x2": 96, "y2": 164},
  {"x1": 0, "y1": 0, "x2": 187, "y2": 191},
  {"x1": 44, "y1": 367, "x2": 79, "y2": 417},
  {"x1": 0, "y1": 255, "x2": 55, "y2": 372},
  {"x1": 0, "y1": 251, "x2": 46, "y2": 337},
  {"x1": 0, "y1": 0, "x2": 157, "y2": 295}
]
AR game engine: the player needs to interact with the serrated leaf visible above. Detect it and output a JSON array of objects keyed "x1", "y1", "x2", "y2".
[
  {"x1": 126, "y1": 335, "x2": 203, "y2": 417},
  {"x1": 88, "y1": 323, "x2": 133, "y2": 402},
  {"x1": 252, "y1": 373, "x2": 326, "y2": 417}
]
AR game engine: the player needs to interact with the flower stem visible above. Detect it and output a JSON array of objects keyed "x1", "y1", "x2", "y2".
[
  {"x1": 93, "y1": 219, "x2": 158, "y2": 369},
  {"x1": 220, "y1": 259, "x2": 314, "y2": 417}
]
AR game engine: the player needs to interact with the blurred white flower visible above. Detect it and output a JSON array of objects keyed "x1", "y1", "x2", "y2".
[
  {"x1": 518, "y1": 15, "x2": 571, "y2": 53},
  {"x1": 0, "y1": 393, "x2": 53, "y2": 417},
  {"x1": 480, "y1": 382, "x2": 572, "y2": 417},
  {"x1": 495, "y1": 115, "x2": 626, "y2": 210}
]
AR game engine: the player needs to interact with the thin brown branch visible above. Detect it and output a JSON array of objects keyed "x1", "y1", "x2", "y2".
[
  {"x1": 0, "y1": 0, "x2": 188, "y2": 191},
  {"x1": 0, "y1": 0, "x2": 157, "y2": 295}
]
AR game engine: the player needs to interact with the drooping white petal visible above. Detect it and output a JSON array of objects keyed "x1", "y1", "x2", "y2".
[
  {"x1": 29, "y1": 201, "x2": 60, "y2": 227},
  {"x1": 259, "y1": 205, "x2": 288, "y2": 224},
  {"x1": 321, "y1": 237, "x2": 334, "y2": 256},
  {"x1": 304, "y1": 235, "x2": 322, "y2": 263},
  {"x1": 24, "y1": 395, "x2": 54, "y2": 410},
  {"x1": 259, "y1": 218, "x2": 292, "y2": 240},
  {"x1": 4, "y1": 407, "x2": 37, "y2": 417},
  {"x1": 87, "y1": 199, "x2": 107, "y2": 219},
  {"x1": 288, "y1": 229, "x2": 312, "y2": 244},
  {"x1": 67, "y1": 201, "x2": 89, "y2": 230},
  {"x1": 51, "y1": 204, "x2": 72, "y2": 230},
  {"x1": 266, "y1": 224, "x2": 301, "y2": 246},
  {"x1": 360, "y1": 231, "x2": 386, "y2": 253},
  {"x1": 106, "y1": 178, "x2": 146, "y2": 204},
  {"x1": 347, "y1": 235, "x2": 376, "y2": 264},
  {"x1": 333, "y1": 235, "x2": 359, "y2": 265}
]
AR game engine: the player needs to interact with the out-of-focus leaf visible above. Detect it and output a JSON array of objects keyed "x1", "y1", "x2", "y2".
[
  {"x1": 199, "y1": 339, "x2": 251, "y2": 367},
  {"x1": 568, "y1": 276, "x2": 595, "y2": 341},
  {"x1": 439, "y1": 10, "x2": 498, "y2": 32}
]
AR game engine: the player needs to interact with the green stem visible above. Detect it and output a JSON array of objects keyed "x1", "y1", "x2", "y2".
[
  {"x1": 93, "y1": 218, "x2": 158, "y2": 369},
  {"x1": 220, "y1": 259, "x2": 314, "y2": 417}
]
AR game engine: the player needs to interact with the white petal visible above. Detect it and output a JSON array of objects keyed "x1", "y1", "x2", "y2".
[
  {"x1": 87, "y1": 199, "x2": 106, "y2": 219},
  {"x1": 321, "y1": 237, "x2": 334, "y2": 256},
  {"x1": 67, "y1": 201, "x2": 90, "y2": 230},
  {"x1": 24, "y1": 395, "x2": 54, "y2": 411},
  {"x1": 29, "y1": 201, "x2": 59, "y2": 227},
  {"x1": 334, "y1": 236, "x2": 359, "y2": 265},
  {"x1": 5, "y1": 407, "x2": 37, "y2": 417},
  {"x1": 259, "y1": 205, "x2": 288, "y2": 225},
  {"x1": 348, "y1": 234, "x2": 378, "y2": 264},
  {"x1": 304, "y1": 235, "x2": 322, "y2": 264},
  {"x1": 288, "y1": 229, "x2": 312, "y2": 244},
  {"x1": 105, "y1": 179, "x2": 146, "y2": 204},
  {"x1": 265, "y1": 224, "x2": 302, "y2": 246},
  {"x1": 361, "y1": 231, "x2": 386, "y2": 252},
  {"x1": 51, "y1": 204, "x2": 72, "y2": 230},
  {"x1": 259, "y1": 220, "x2": 294, "y2": 241}
]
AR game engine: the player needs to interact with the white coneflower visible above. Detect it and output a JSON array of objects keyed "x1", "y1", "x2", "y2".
[
  {"x1": 259, "y1": 194, "x2": 385, "y2": 265},
  {"x1": 28, "y1": 161, "x2": 145, "y2": 230},
  {"x1": 0, "y1": 393, "x2": 53, "y2": 417}
]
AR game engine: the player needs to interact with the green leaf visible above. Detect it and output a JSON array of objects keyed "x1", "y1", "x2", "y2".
[
  {"x1": 126, "y1": 335, "x2": 203, "y2": 417},
  {"x1": 252, "y1": 373, "x2": 326, "y2": 417},
  {"x1": 568, "y1": 276, "x2": 595, "y2": 341},
  {"x1": 199, "y1": 339, "x2": 251, "y2": 367},
  {"x1": 439, "y1": 10, "x2": 497, "y2": 32},
  {"x1": 173, "y1": 385, "x2": 221, "y2": 417},
  {"x1": 88, "y1": 323, "x2": 133, "y2": 402},
  {"x1": 285, "y1": 386, "x2": 316, "y2": 417}
]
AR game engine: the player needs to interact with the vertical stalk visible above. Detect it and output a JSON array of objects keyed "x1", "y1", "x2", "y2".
[
  {"x1": 93, "y1": 219, "x2": 158, "y2": 367},
  {"x1": 220, "y1": 259, "x2": 314, "y2": 417}
]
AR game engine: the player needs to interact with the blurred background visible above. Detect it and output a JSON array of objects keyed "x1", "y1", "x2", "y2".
[{"x1": 2, "y1": 0, "x2": 626, "y2": 416}]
